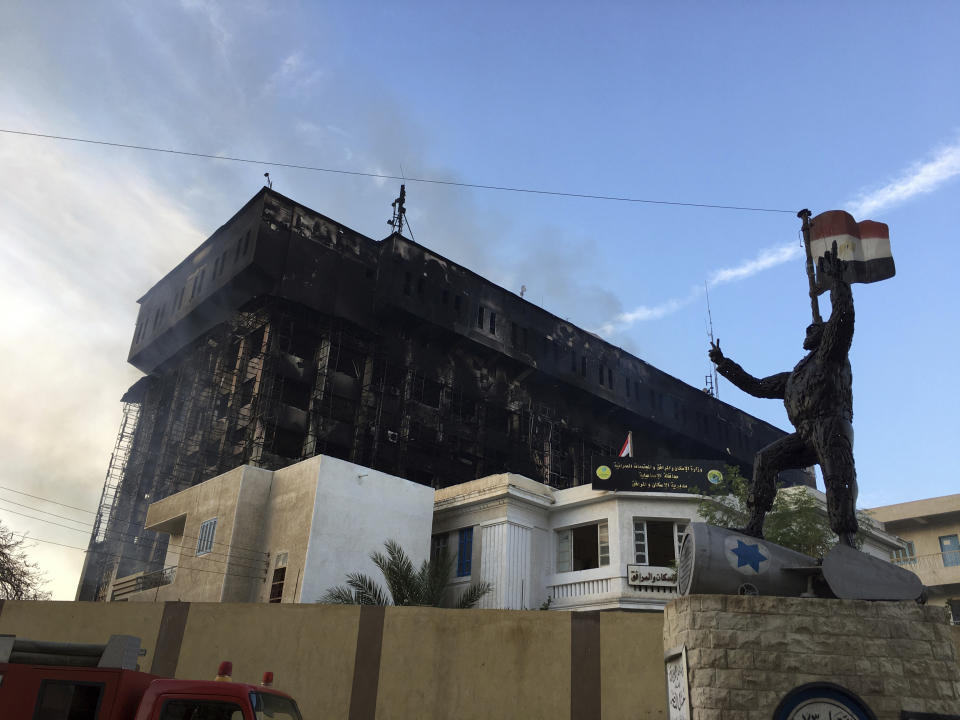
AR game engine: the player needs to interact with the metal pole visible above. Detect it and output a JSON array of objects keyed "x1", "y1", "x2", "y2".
[{"x1": 798, "y1": 208, "x2": 822, "y2": 324}]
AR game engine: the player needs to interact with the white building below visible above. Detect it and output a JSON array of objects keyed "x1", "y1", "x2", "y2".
[
  {"x1": 108, "y1": 455, "x2": 434, "y2": 604},
  {"x1": 109, "y1": 454, "x2": 904, "y2": 611},
  {"x1": 433, "y1": 474, "x2": 696, "y2": 611}
]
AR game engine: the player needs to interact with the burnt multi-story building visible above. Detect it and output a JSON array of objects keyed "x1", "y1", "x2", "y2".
[{"x1": 77, "y1": 187, "x2": 800, "y2": 600}]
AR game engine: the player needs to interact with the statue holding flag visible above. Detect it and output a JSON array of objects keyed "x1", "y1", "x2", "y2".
[{"x1": 708, "y1": 210, "x2": 894, "y2": 548}]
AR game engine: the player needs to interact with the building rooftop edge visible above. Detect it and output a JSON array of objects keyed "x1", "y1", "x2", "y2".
[{"x1": 867, "y1": 493, "x2": 960, "y2": 523}]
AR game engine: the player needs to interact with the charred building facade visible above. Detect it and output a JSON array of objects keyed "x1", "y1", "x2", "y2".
[{"x1": 77, "y1": 188, "x2": 799, "y2": 600}]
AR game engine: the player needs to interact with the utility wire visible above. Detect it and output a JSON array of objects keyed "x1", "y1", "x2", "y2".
[
  {"x1": 14, "y1": 533, "x2": 267, "y2": 582},
  {"x1": 0, "y1": 484, "x2": 97, "y2": 514},
  {"x1": 0, "y1": 498, "x2": 94, "y2": 526},
  {"x1": 1, "y1": 507, "x2": 95, "y2": 534},
  {"x1": 0, "y1": 128, "x2": 797, "y2": 214},
  {"x1": 2, "y1": 512, "x2": 268, "y2": 569},
  {"x1": 5, "y1": 512, "x2": 270, "y2": 573},
  {"x1": 0, "y1": 488, "x2": 270, "y2": 557},
  {"x1": 2, "y1": 509, "x2": 269, "y2": 566},
  {"x1": 99, "y1": 520, "x2": 271, "y2": 559}
]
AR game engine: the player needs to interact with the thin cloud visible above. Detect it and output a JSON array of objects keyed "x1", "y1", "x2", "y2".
[
  {"x1": 599, "y1": 242, "x2": 802, "y2": 335},
  {"x1": 602, "y1": 136, "x2": 960, "y2": 337},
  {"x1": 263, "y1": 52, "x2": 325, "y2": 97},
  {"x1": 847, "y1": 137, "x2": 960, "y2": 217},
  {"x1": 708, "y1": 242, "x2": 801, "y2": 287},
  {"x1": 598, "y1": 295, "x2": 696, "y2": 336},
  {"x1": 180, "y1": 0, "x2": 232, "y2": 57}
]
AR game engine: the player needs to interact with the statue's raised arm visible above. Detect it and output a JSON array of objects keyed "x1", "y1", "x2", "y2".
[
  {"x1": 817, "y1": 242, "x2": 855, "y2": 363},
  {"x1": 709, "y1": 339, "x2": 789, "y2": 400}
]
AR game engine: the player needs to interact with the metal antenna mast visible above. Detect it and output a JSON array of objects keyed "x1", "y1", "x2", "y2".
[
  {"x1": 387, "y1": 184, "x2": 407, "y2": 236},
  {"x1": 704, "y1": 281, "x2": 719, "y2": 399}
]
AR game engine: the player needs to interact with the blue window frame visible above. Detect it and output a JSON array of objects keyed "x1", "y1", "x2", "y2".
[
  {"x1": 456, "y1": 528, "x2": 473, "y2": 577},
  {"x1": 196, "y1": 518, "x2": 217, "y2": 556},
  {"x1": 940, "y1": 534, "x2": 960, "y2": 567}
]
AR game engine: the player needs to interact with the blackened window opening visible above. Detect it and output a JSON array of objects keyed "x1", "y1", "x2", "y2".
[{"x1": 269, "y1": 566, "x2": 286, "y2": 602}]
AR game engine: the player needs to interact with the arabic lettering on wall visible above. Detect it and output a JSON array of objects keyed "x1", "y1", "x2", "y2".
[{"x1": 665, "y1": 651, "x2": 689, "y2": 720}]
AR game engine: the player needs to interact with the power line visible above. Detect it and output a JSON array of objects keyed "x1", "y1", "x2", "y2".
[
  {"x1": 0, "y1": 498, "x2": 93, "y2": 526},
  {"x1": 1, "y1": 507, "x2": 94, "y2": 534},
  {"x1": 0, "y1": 128, "x2": 797, "y2": 214},
  {"x1": 1, "y1": 506, "x2": 268, "y2": 566},
  {"x1": 0, "y1": 484, "x2": 97, "y2": 514},
  {"x1": 0, "y1": 488, "x2": 269, "y2": 558},
  {"x1": 14, "y1": 533, "x2": 268, "y2": 582},
  {"x1": 4, "y1": 514, "x2": 272, "y2": 572}
]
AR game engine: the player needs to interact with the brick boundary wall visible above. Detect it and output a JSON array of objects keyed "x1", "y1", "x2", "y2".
[{"x1": 663, "y1": 595, "x2": 960, "y2": 719}]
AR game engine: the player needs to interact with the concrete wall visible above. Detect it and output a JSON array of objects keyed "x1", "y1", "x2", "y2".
[
  {"x1": 256, "y1": 456, "x2": 328, "y2": 603},
  {"x1": 298, "y1": 455, "x2": 435, "y2": 604},
  {"x1": 114, "y1": 456, "x2": 434, "y2": 605},
  {"x1": 0, "y1": 600, "x2": 668, "y2": 720},
  {"x1": 138, "y1": 465, "x2": 275, "y2": 604}
]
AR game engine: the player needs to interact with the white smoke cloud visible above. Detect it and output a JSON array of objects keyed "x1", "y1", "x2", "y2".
[{"x1": 0, "y1": 133, "x2": 204, "y2": 600}]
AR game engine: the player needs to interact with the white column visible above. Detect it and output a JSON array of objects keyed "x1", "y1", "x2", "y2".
[{"x1": 479, "y1": 521, "x2": 532, "y2": 609}]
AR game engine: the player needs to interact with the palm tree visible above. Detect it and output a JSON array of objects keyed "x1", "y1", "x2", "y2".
[{"x1": 320, "y1": 539, "x2": 493, "y2": 608}]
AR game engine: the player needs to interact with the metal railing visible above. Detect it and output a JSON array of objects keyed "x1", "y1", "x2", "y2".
[
  {"x1": 891, "y1": 551, "x2": 960, "y2": 571},
  {"x1": 111, "y1": 566, "x2": 176, "y2": 600}
]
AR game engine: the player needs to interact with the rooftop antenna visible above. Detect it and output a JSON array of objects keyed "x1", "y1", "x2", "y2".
[
  {"x1": 387, "y1": 184, "x2": 407, "y2": 237},
  {"x1": 520, "y1": 285, "x2": 527, "y2": 298},
  {"x1": 263, "y1": 172, "x2": 272, "y2": 189},
  {"x1": 704, "y1": 281, "x2": 719, "y2": 399}
]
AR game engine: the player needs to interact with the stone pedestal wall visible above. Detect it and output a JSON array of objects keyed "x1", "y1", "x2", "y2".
[{"x1": 663, "y1": 595, "x2": 960, "y2": 719}]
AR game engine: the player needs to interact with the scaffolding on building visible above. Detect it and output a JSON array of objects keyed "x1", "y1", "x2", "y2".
[
  {"x1": 91, "y1": 298, "x2": 612, "y2": 593},
  {"x1": 91, "y1": 401, "x2": 141, "y2": 545}
]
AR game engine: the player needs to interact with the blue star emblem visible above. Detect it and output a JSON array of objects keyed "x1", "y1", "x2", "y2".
[{"x1": 730, "y1": 540, "x2": 766, "y2": 573}]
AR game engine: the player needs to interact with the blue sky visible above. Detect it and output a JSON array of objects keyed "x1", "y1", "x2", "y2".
[{"x1": 2, "y1": 2, "x2": 958, "y2": 599}]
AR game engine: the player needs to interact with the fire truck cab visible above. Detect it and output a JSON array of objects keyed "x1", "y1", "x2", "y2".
[{"x1": 0, "y1": 635, "x2": 303, "y2": 720}]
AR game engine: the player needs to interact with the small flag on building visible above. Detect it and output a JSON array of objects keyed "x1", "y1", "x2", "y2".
[
  {"x1": 810, "y1": 210, "x2": 895, "y2": 287},
  {"x1": 619, "y1": 431, "x2": 633, "y2": 458}
]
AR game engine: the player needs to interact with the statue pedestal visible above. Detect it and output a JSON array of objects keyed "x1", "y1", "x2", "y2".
[{"x1": 663, "y1": 595, "x2": 960, "y2": 719}]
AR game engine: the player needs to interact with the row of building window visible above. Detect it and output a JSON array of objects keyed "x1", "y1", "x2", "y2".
[
  {"x1": 472, "y1": 304, "x2": 733, "y2": 442},
  {"x1": 556, "y1": 518, "x2": 687, "y2": 573},
  {"x1": 423, "y1": 518, "x2": 679, "y2": 575},
  {"x1": 397, "y1": 268, "x2": 741, "y2": 446},
  {"x1": 135, "y1": 230, "x2": 253, "y2": 345}
]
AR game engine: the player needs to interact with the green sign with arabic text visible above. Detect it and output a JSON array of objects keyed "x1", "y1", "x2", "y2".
[{"x1": 592, "y1": 458, "x2": 726, "y2": 494}]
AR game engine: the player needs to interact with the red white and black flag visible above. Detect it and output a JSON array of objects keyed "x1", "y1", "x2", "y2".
[
  {"x1": 618, "y1": 431, "x2": 633, "y2": 458},
  {"x1": 810, "y1": 210, "x2": 895, "y2": 287}
]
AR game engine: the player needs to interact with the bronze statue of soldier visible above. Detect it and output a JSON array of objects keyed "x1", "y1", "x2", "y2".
[{"x1": 709, "y1": 242, "x2": 858, "y2": 547}]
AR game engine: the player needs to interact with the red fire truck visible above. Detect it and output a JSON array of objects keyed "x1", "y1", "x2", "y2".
[{"x1": 0, "y1": 634, "x2": 303, "y2": 720}]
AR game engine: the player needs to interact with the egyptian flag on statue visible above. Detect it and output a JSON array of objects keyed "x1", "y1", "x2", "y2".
[{"x1": 810, "y1": 210, "x2": 895, "y2": 287}]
